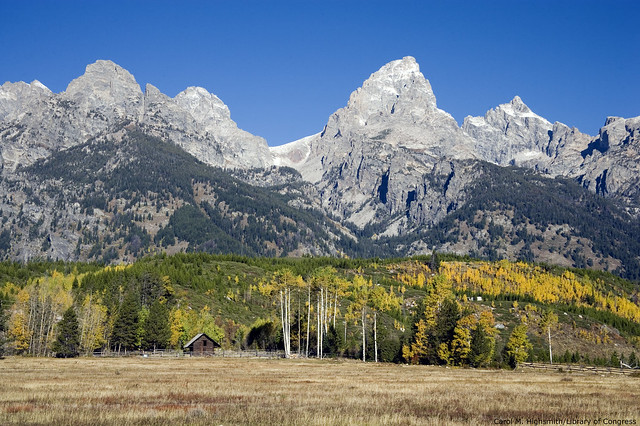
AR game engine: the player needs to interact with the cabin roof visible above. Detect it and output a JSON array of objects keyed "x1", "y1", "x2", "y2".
[{"x1": 183, "y1": 333, "x2": 220, "y2": 349}]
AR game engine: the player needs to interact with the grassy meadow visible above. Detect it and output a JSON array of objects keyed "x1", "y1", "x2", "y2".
[{"x1": 0, "y1": 357, "x2": 638, "y2": 425}]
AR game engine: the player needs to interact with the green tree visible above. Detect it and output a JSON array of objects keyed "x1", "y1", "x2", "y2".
[
  {"x1": 610, "y1": 351, "x2": 620, "y2": 368},
  {"x1": 52, "y1": 307, "x2": 80, "y2": 358},
  {"x1": 111, "y1": 292, "x2": 140, "y2": 352},
  {"x1": 504, "y1": 323, "x2": 532, "y2": 368},
  {"x1": 434, "y1": 297, "x2": 460, "y2": 365},
  {"x1": 469, "y1": 323, "x2": 494, "y2": 367},
  {"x1": 430, "y1": 249, "x2": 440, "y2": 272},
  {"x1": 143, "y1": 298, "x2": 171, "y2": 351}
]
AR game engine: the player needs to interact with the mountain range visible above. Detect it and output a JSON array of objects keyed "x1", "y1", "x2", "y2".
[{"x1": 1, "y1": 57, "x2": 639, "y2": 279}]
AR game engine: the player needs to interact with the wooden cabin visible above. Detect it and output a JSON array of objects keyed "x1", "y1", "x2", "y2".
[{"x1": 183, "y1": 333, "x2": 221, "y2": 356}]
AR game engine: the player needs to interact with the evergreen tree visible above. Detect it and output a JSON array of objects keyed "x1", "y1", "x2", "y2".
[
  {"x1": 324, "y1": 324, "x2": 344, "y2": 357},
  {"x1": 52, "y1": 307, "x2": 80, "y2": 358},
  {"x1": 469, "y1": 324, "x2": 494, "y2": 367},
  {"x1": 433, "y1": 297, "x2": 460, "y2": 364},
  {"x1": 143, "y1": 298, "x2": 171, "y2": 351},
  {"x1": 610, "y1": 351, "x2": 620, "y2": 367},
  {"x1": 111, "y1": 292, "x2": 140, "y2": 352},
  {"x1": 429, "y1": 249, "x2": 440, "y2": 272}
]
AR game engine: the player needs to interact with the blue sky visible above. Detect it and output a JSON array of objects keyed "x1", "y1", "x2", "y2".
[{"x1": 1, "y1": 1, "x2": 638, "y2": 145}]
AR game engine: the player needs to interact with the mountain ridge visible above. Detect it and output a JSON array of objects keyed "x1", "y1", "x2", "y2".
[{"x1": 1, "y1": 58, "x2": 639, "y2": 279}]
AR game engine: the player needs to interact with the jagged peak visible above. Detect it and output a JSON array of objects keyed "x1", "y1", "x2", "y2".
[
  {"x1": 177, "y1": 86, "x2": 215, "y2": 99},
  {"x1": 343, "y1": 56, "x2": 438, "y2": 121},
  {"x1": 370, "y1": 56, "x2": 420, "y2": 79},
  {"x1": 491, "y1": 96, "x2": 551, "y2": 126},
  {"x1": 361, "y1": 56, "x2": 431, "y2": 96},
  {"x1": 174, "y1": 86, "x2": 231, "y2": 119},
  {"x1": 604, "y1": 116, "x2": 624, "y2": 126},
  {"x1": 84, "y1": 60, "x2": 136, "y2": 80},
  {"x1": 144, "y1": 83, "x2": 161, "y2": 96},
  {"x1": 509, "y1": 95, "x2": 530, "y2": 113},
  {"x1": 1, "y1": 80, "x2": 51, "y2": 94},
  {"x1": 65, "y1": 60, "x2": 141, "y2": 95},
  {"x1": 29, "y1": 80, "x2": 51, "y2": 92}
]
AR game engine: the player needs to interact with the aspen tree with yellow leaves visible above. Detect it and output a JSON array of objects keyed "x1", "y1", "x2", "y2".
[
  {"x1": 78, "y1": 294, "x2": 108, "y2": 355},
  {"x1": 539, "y1": 309, "x2": 558, "y2": 364},
  {"x1": 369, "y1": 284, "x2": 401, "y2": 362},
  {"x1": 347, "y1": 275, "x2": 372, "y2": 362},
  {"x1": 505, "y1": 323, "x2": 532, "y2": 368},
  {"x1": 260, "y1": 269, "x2": 305, "y2": 358}
]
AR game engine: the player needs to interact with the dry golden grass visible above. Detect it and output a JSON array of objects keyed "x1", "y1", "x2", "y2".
[{"x1": 0, "y1": 356, "x2": 638, "y2": 425}]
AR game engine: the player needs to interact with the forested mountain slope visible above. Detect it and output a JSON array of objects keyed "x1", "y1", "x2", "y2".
[{"x1": 0, "y1": 125, "x2": 375, "y2": 262}]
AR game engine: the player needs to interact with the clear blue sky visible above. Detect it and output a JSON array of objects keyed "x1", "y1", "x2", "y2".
[{"x1": 1, "y1": 0, "x2": 638, "y2": 145}]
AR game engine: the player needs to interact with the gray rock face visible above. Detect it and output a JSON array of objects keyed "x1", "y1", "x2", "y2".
[
  {"x1": 2, "y1": 56, "x2": 639, "y2": 245},
  {"x1": 272, "y1": 57, "x2": 477, "y2": 232},
  {"x1": 463, "y1": 96, "x2": 639, "y2": 206},
  {"x1": 273, "y1": 56, "x2": 639, "y2": 240},
  {"x1": 0, "y1": 60, "x2": 270, "y2": 172},
  {"x1": 462, "y1": 96, "x2": 555, "y2": 167},
  {"x1": 141, "y1": 85, "x2": 271, "y2": 169},
  {"x1": 578, "y1": 116, "x2": 640, "y2": 206}
]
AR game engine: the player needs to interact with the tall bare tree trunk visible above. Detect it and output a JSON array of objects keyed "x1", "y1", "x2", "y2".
[
  {"x1": 374, "y1": 311, "x2": 378, "y2": 363},
  {"x1": 297, "y1": 288, "x2": 301, "y2": 356},
  {"x1": 306, "y1": 285, "x2": 310, "y2": 358},
  {"x1": 548, "y1": 326, "x2": 553, "y2": 365},
  {"x1": 361, "y1": 307, "x2": 366, "y2": 362},
  {"x1": 333, "y1": 292, "x2": 338, "y2": 328},
  {"x1": 316, "y1": 298, "x2": 321, "y2": 358}
]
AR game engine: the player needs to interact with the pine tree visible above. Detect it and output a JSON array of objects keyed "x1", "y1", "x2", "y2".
[
  {"x1": 143, "y1": 298, "x2": 171, "y2": 351},
  {"x1": 433, "y1": 297, "x2": 460, "y2": 364},
  {"x1": 430, "y1": 249, "x2": 440, "y2": 272},
  {"x1": 52, "y1": 307, "x2": 80, "y2": 358},
  {"x1": 111, "y1": 292, "x2": 140, "y2": 352},
  {"x1": 469, "y1": 323, "x2": 494, "y2": 367},
  {"x1": 610, "y1": 351, "x2": 620, "y2": 367}
]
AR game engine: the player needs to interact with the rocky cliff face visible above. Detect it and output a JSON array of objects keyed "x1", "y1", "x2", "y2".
[
  {"x1": 274, "y1": 57, "x2": 639, "y2": 237},
  {"x1": 462, "y1": 97, "x2": 639, "y2": 209},
  {"x1": 0, "y1": 60, "x2": 270, "y2": 172},
  {"x1": 272, "y1": 57, "x2": 478, "y2": 233},
  {"x1": 462, "y1": 96, "x2": 556, "y2": 168},
  {"x1": 1, "y1": 57, "x2": 639, "y2": 277},
  {"x1": 577, "y1": 116, "x2": 640, "y2": 208}
]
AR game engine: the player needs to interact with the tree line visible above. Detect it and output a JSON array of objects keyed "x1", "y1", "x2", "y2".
[{"x1": 0, "y1": 254, "x2": 637, "y2": 367}]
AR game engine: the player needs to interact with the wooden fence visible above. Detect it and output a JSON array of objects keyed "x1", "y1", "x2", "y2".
[
  {"x1": 92, "y1": 349, "x2": 285, "y2": 359},
  {"x1": 519, "y1": 362, "x2": 638, "y2": 376}
]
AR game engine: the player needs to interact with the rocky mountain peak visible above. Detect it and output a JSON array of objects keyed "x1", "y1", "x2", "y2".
[
  {"x1": 462, "y1": 96, "x2": 555, "y2": 166},
  {"x1": 64, "y1": 60, "x2": 143, "y2": 118},
  {"x1": 604, "y1": 116, "x2": 624, "y2": 126},
  {"x1": 509, "y1": 95, "x2": 530, "y2": 113},
  {"x1": 364, "y1": 56, "x2": 423, "y2": 89},
  {"x1": 66, "y1": 60, "x2": 141, "y2": 95},
  {"x1": 174, "y1": 86, "x2": 231, "y2": 123},
  {"x1": 343, "y1": 56, "x2": 437, "y2": 124},
  {"x1": 0, "y1": 80, "x2": 53, "y2": 121},
  {"x1": 491, "y1": 96, "x2": 549, "y2": 124}
]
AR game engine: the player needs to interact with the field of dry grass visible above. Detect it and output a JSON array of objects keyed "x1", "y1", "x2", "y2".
[{"x1": 1, "y1": 356, "x2": 638, "y2": 425}]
